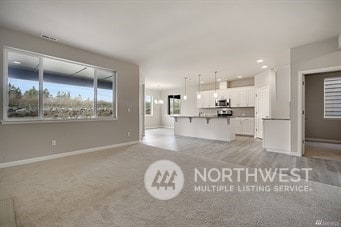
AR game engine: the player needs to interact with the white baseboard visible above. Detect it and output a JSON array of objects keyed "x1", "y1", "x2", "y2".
[
  {"x1": 0, "y1": 141, "x2": 139, "y2": 168},
  {"x1": 145, "y1": 126, "x2": 174, "y2": 129},
  {"x1": 289, "y1": 152, "x2": 302, "y2": 157},
  {"x1": 266, "y1": 148, "x2": 290, "y2": 155},
  {"x1": 145, "y1": 126, "x2": 163, "y2": 129},
  {"x1": 305, "y1": 138, "x2": 341, "y2": 144}
]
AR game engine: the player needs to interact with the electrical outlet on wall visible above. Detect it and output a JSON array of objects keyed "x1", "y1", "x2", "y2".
[
  {"x1": 51, "y1": 140, "x2": 57, "y2": 146},
  {"x1": 127, "y1": 132, "x2": 130, "y2": 137}
]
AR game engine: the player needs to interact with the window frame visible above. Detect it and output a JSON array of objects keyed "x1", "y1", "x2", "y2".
[
  {"x1": 145, "y1": 95, "x2": 153, "y2": 116},
  {"x1": 168, "y1": 95, "x2": 181, "y2": 115},
  {"x1": 324, "y1": 76, "x2": 341, "y2": 119},
  {"x1": 2, "y1": 47, "x2": 118, "y2": 123}
]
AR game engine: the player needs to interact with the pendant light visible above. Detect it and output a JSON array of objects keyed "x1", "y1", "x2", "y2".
[
  {"x1": 197, "y1": 74, "x2": 201, "y2": 99},
  {"x1": 214, "y1": 71, "x2": 218, "y2": 98},
  {"x1": 154, "y1": 85, "x2": 164, "y2": 104},
  {"x1": 183, "y1": 76, "x2": 188, "y2": 100}
]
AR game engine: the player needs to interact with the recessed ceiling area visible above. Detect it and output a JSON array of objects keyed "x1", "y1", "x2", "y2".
[{"x1": 1, "y1": 0, "x2": 340, "y2": 89}]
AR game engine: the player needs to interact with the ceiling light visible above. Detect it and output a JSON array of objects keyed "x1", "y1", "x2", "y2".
[
  {"x1": 257, "y1": 59, "x2": 264, "y2": 63},
  {"x1": 13, "y1": 61, "x2": 21, "y2": 64},
  {"x1": 238, "y1": 76, "x2": 243, "y2": 78},
  {"x1": 261, "y1": 65, "x2": 268, "y2": 69},
  {"x1": 217, "y1": 79, "x2": 221, "y2": 82},
  {"x1": 200, "y1": 81, "x2": 204, "y2": 84}
]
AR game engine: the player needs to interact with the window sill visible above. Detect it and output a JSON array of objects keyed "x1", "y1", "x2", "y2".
[{"x1": 0, "y1": 117, "x2": 118, "y2": 125}]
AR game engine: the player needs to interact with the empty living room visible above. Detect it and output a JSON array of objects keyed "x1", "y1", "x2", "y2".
[{"x1": 0, "y1": 1, "x2": 341, "y2": 226}]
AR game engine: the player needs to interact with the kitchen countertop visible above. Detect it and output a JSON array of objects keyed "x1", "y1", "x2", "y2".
[
  {"x1": 170, "y1": 115, "x2": 229, "y2": 118},
  {"x1": 262, "y1": 118, "x2": 290, "y2": 120},
  {"x1": 171, "y1": 115, "x2": 254, "y2": 118}
]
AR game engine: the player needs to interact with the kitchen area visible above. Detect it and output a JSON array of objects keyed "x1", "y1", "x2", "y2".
[
  {"x1": 171, "y1": 79, "x2": 256, "y2": 142},
  {"x1": 145, "y1": 67, "x2": 290, "y2": 155}
]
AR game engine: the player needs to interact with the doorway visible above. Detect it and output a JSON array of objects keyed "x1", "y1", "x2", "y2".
[
  {"x1": 303, "y1": 71, "x2": 341, "y2": 160},
  {"x1": 255, "y1": 86, "x2": 270, "y2": 139}
]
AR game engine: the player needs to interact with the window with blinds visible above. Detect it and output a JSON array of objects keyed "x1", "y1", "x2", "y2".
[{"x1": 324, "y1": 77, "x2": 341, "y2": 119}]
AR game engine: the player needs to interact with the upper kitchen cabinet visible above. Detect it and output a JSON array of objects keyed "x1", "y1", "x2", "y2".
[
  {"x1": 229, "y1": 86, "x2": 254, "y2": 107},
  {"x1": 216, "y1": 89, "x2": 229, "y2": 100},
  {"x1": 197, "y1": 90, "x2": 216, "y2": 108},
  {"x1": 246, "y1": 86, "x2": 255, "y2": 107}
]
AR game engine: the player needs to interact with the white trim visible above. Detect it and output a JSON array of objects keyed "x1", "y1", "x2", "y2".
[
  {"x1": 0, "y1": 141, "x2": 139, "y2": 168},
  {"x1": 305, "y1": 138, "x2": 341, "y2": 144},
  {"x1": 145, "y1": 126, "x2": 174, "y2": 129},
  {"x1": 145, "y1": 126, "x2": 163, "y2": 129},
  {"x1": 266, "y1": 149, "x2": 290, "y2": 155},
  {"x1": 297, "y1": 66, "x2": 341, "y2": 156}
]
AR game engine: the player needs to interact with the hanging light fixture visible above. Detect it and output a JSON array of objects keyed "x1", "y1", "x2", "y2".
[
  {"x1": 183, "y1": 76, "x2": 188, "y2": 100},
  {"x1": 154, "y1": 85, "x2": 164, "y2": 104},
  {"x1": 197, "y1": 74, "x2": 201, "y2": 99},
  {"x1": 214, "y1": 71, "x2": 218, "y2": 98}
]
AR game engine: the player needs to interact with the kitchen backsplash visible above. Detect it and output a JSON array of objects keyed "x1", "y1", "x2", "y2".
[{"x1": 200, "y1": 107, "x2": 255, "y2": 117}]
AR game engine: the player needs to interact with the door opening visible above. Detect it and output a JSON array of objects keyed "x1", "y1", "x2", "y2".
[{"x1": 302, "y1": 70, "x2": 341, "y2": 161}]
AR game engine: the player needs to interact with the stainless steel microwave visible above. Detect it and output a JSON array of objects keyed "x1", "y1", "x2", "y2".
[{"x1": 215, "y1": 99, "x2": 230, "y2": 107}]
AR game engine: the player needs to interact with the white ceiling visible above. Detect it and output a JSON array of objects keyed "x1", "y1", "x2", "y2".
[{"x1": 1, "y1": 0, "x2": 340, "y2": 90}]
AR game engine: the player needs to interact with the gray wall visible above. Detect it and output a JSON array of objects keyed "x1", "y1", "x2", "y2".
[
  {"x1": 290, "y1": 36, "x2": 341, "y2": 154},
  {"x1": 305, "y1": 71, "x2": 341, "y2": 141},
  {"x1": 145, "y1": 89, "x2": 162, "y2": 128},
  {"x1": 0, "y1": 27, "x2": 140, "y2": 163}
]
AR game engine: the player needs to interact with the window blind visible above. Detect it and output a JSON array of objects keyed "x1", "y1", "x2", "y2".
[{"x1": 324, "y1": 77, "x2": 341, "y2": 118}]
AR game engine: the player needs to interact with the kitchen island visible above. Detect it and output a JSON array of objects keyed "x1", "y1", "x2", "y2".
[{"x1": 172, "y1": 115, "x2": 235, "y2": 142}]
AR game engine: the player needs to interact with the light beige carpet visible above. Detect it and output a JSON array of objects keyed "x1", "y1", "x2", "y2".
[{"x1": 0, "y1": 143, "x2": 340, "y2": 226}]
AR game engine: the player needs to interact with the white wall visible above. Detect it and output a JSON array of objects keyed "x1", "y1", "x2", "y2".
[
  {"x1": 290, "y1": 36, "x2": 341, "y2": 154},
  {"x1": 145, "y1": 89, "x2": 162, "y2": 128},
  {"x1": 255, "y1": 68, "x2": 290, "y2": 119},
  {"x1": 161, "y1": 85, "x2": 198, "y2": 128}
]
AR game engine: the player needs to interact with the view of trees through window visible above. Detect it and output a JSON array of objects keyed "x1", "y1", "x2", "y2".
[
  {"x1": 145, "y1": 95, "x2": 153, "y2": 115},
  {"x1": 6, "y1": 50, "x2": 116, "y2": 120},
  {"x1": 7, "y1": 52, "x2": 39, "y2": 118}
]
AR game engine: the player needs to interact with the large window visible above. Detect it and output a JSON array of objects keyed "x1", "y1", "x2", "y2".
[
  {"x1": 4, "y1": 48, "x2": 117, "y2": 121},
  {"x1": 324, "y1": 77, "x2": 341, "y2": 119},
  {"x1": 7, "y1": 52, "x2": 39, "y2": 118},
  {"x1": 145, "y1": 95, "x2": 153, "y2": 116},
  {"x1": 168, "y1": 95, "x2": 181, "y2": 115}
]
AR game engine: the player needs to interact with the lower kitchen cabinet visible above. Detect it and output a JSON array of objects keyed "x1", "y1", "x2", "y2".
[{"x1": 231, "y1": 117, "x2": 255, "y2": 136}]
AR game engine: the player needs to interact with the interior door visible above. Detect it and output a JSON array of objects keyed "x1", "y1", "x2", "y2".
[{"x1": 255, "y1": 86, "x2": 270, "y2": 139}]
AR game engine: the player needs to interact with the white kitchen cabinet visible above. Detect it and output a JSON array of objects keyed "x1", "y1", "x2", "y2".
[
  {"x1": 197, "y1": 90, "x2": 215, "y2": 108},
  {"x1": 216, "y1": 89, "x2": 229, "y2": 100},
  {"x1": 197, "y1": 86, "x2": 255, "y2": 108},
  {"x1": 246, "y1": 86, "x2": 255, "y2": 107},
  {"x1": 231, "y1": 117, "x2": 255, "y2": 136},
  {"x1": 229, "y1": 86, "x2": 254, "y2": 107},
  {"x1": 229, "y1": 87, "x2": 247, "y2": 107},
  {"x1": 241, "y1": 117, "x2": 255, "y2": 135}
]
